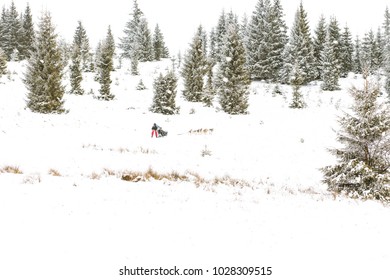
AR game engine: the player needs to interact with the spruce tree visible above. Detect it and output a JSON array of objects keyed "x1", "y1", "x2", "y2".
[
  {"x1": 18, "y1": 4, "x2": 35, "y2": 60},
  {"x1": 97, "y1": 27, "x2": 115, "y2": 101},
  {"x1": 24, "y1": 12, "x2": 65, "y2": 113},
  {"x1": 217, "y1": 24, "x2": 250, "y2": 115},
  {"x1": 119, "y1": 0, "x2": 143, "y2": 60},
  {"x1": 289, "y1": 62, "x2": 306, "y2": 109},
  {"x1": 352, "y1": 36, "x2": 362, "y2": 74},
  {"x1": 0, "y1": 47, "x2": 7, "y2": 76},
  {"x1": 339, "y1": 25, "x2": 354, "y2": 77},
  {"x1": 322, "y1": 78, "x2": 390, "y2": 203},
  {"x1": 313, "y1": 15, "x2": 327, "y2": 79},
  {"x1": 69, "y1": 45, "x2": 84, "y2": 95},
  {"x1": 73, "y1": 21, "x2": 92, "y2": 72},
  {"x1": 246, "y1": 0, "x2": 267, "y2": 80},
  {"x1": 321, "y1": 30, "x2": 340, "y2": 91},
  {"x1": 214, "y1": 10, "x2": 227, "y2": 62},
  {"x1": 2, "y1": 1, "x2": 22, "y2": 60},
  {"x1": 153, "y1": 24, "x2": 167, "y2": 61},
  {"x1": 181, "y1": 27, "x2": 208, "y2": 102},
  {"x1": 280, "y1": 2, "x2": 316, "y2": 84},
  {"x1": 383, "y1": 7, "x2": 390, "y2": 96},
  {"x1": 150, "y1": 71, "x2": 179, "y2": 115}
]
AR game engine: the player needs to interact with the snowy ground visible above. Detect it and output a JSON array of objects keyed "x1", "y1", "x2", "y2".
[{"x1": 1, "y1": 60, "x2": 389, "y2": 280}]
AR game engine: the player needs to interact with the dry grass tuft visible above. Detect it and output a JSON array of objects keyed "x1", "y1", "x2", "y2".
[{"x1": 1, "y1": 165, "x2": 23, "y2": 174}]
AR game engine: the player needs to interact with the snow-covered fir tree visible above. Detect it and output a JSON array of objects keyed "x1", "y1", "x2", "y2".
[
  {"x1": 289, "y1": 62, "x2": 306, "y2": 109},
  {"x1": 280, "y1": 2, "x2": 316, "y2": 84},
  {"x1": 352, "y1": 36, "x2": 362, "y2": 74},
  {"x1": 24, "y1": 11, "x2": 65, "y2": 113},
  {"x1": 138, "y1": 18, "x2": 153, "y2": 62},
  {"x1": 246, "y1": 0, "x2": 268, "y2": 80},
  {"x1": 181, "y1": 26, "x2": 208, "y2": 102},
  {"x1": 268, "y1": 0, "x2": 288, "y2": 82},
  {"x1": 97, "y1": 27, "x2": 115, "y2": 101},
  {"x1": 0, "y1": 47, "x2": 7, "y2": 76},
  {"x1": 72, "y1": 21, "x2": 92, "y2": 72},
  {"x1": 327, "y1": 17, "x2": 342, "y2": 71},
  {"x1": 322, "y1": 78, "x2": 390, "y2": 203},
  {"x1": 18, "y1": 4, "x2": 35, "y2": 60},
  {"x1": 69, "y1": 45, "x2": 84, "y2": 95},
  {"x1": 216, "y1": 23, "x2": 250, "y2": 115},
  {"x1": 361, "y1": 29, "x2": 379, "y2": 74},
  {"x1": 313, "y1": 15, "x2": 327, "y2": 79},
  {"x1": 213, "y1": 10, "x2": 227, "y2": 62},
  {"x1": 1, "y1": 1, "x2": 21, "y2": 60},
  {"x1": 383, "y1": 6, "x2": 390, "y2": 97},
  {"x1": 203, "y1": 61, "x2": 216, "y2": 107},
  {"x1": 119, "y1": 0, "x2": 143, "y2": 60},
  {"x1": 152, "y1": 24, "x2": 169, "y2": 61},
  {"x1": 339, "y1": 25, "x2": 354, "y2": 77},
  {"x1": 150, "y1": 71, "x2": 179, "y2": 115},
  {"x1": 136, "y1": 79, "x2": 146, "y2": 90},
  {"x1": 321, "y1": 30, "x2": 340, "y2": 91}
]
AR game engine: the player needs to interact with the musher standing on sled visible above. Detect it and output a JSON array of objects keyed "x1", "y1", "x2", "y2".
[{"x1": 151, "y1": 123, "x2": 159, "y2": 138}]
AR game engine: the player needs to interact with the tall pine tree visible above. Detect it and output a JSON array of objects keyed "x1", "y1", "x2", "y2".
[
  {"x1": 181, "y1": 26, "x2": 208, "y2": 102},
  {"x1": 97, "y1": 27, "x2": 115, "y2": 101},
  {"x1": 24, "y1": 12, "x2": 65, "y2": 113},
  {"x1": 280, "y1": 2, "x2": 316, "y2": 84},
  {"x1": 216, "y1": 23, "x2": 250, "y2": 115}
]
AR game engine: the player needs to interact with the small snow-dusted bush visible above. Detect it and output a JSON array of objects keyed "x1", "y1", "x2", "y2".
[
  {"x1": 23, "y1": 173, "x2": 41, "y2": 184},
  {"x1": 201, "y1": 145, "x2": 212, "y2": 157}
]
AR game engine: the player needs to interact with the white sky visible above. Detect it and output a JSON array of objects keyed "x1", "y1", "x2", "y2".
[{"x1": 8, "y1": 0, "x2": 390, "y2": 53}]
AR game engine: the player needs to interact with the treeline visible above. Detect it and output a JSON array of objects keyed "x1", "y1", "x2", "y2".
[
  {"x1": 2, "y1": 0, "x2": 390, "y2": 115},
  {"x1": 180, "y1": 0, "x2": 390, "y2": 114}
]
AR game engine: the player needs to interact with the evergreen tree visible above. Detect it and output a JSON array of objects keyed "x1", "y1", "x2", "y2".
[
  {"x1": 105, "y1": 26, "x2": 115, "y2": 71},
  {"x1": 327, "y1": 17, "x2": 342, "y2": 69},
  {"x1": 313, "y1": 15, "x2": 327, "y2": 79},
  {"x1": 216, "y1": 24, "x2": 250, "y2": 114},
  {"x1": 69, "y1": 45, "x2": 84, "y2": 95},
  {"x1": 24, "y1": 12, "x2": 65, "y2": 113},
  {"x1": 119, "y1": 0, "x2": 143, "y2": 60},
  {"x1": 339, "y1": 25, "x2": 354, "y2": 77},
  {"x1": 213, "y1": 10, "x2": 227, "y2": 62},
  {"x1": 203, "y1": 60, "x2": 216, "y2": 107},
  {"x1": 322, "y1": 78, "x2": 390, "y2": 203},
  {"x1": 289, "y1": 62, "x2": 306, "y2": 108},
  {"x1": 18, "y1": 4, "x2": 35, "y2": 60},
  {"x1": 361, "y1": 29, "x2": 378, "y2": 73},
  {"x1": 138, "y1": 18, "x2": 153, "y2": 62},
  {"x1": 2, "y1": 1, "x2": 22, "y2": 60},
  {"x1": 246, "y1": 0, "x2": 268, "y2": 80},
  {"x1": 152, "y1": 24, "x2": 168, "y2": 61},
  {"x1": 0, "y1": 47, "x2": 7, "y2": 76},
  {"x1": 73, "y1": 21, "x2": 92, "y2": 71},
  {"x1": 352, "y1": 36, "x2": 362, "y2": 74},
  {"x1": 280, "y1": 2, "x2": 316, "y2": 84},
  {"x1": 268, "y1": 0, "x2": 288, "y2": 82},
  {"x1": 150, "y1": 71, "x2": 179, "y2": 115},
  {"x1": 383, "y1": 7, "x2": 390, "y2": 96},
  {"x1": 97, "y1": 27, "x2": 115, "y2": 101},
  {"x1": 181, "y1": 27, "x2": 208, "y2": 102},
  {"x1": 321, "y1": 30, "x2": 340, "y2": 91}
]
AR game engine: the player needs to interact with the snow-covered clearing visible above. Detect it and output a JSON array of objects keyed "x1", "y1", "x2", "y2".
[{"x1": 1, "y1": 60, "x2": 389, "y2": 279}]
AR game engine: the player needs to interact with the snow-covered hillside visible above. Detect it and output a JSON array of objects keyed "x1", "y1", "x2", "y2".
[{"x1": 1, "y1": 60, "x2": 389, "y2": 280}]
